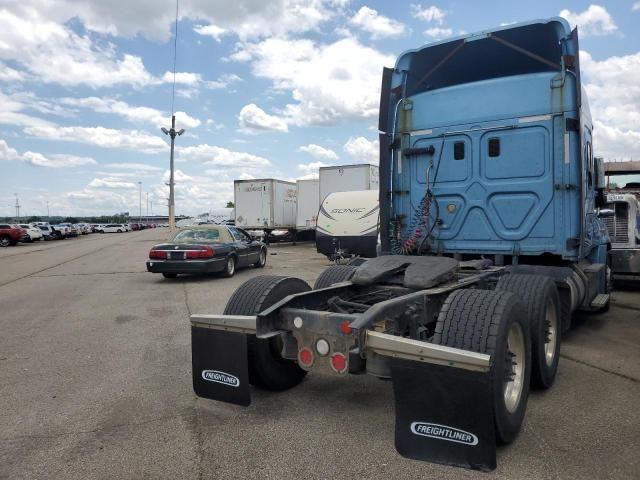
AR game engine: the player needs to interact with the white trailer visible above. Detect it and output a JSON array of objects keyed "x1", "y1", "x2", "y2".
[
  {"x1": 234, "y1": 179, "x2": 297, "y2": 230},
  {"x1": 295, "y1": 179, "x2": 320, "y2": 231},
  {"x1": 319, "y1": 164, "x2": 379, "y2": 203}
]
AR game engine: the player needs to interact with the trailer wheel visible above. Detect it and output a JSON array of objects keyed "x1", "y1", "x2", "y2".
[
  {"x1": 313, "y1": 265, "x2": 357, "y2": 289},
  {"x1": 497, "y1": 274, "x2": 561, "y2": 389},
  {"x1": 223, "y1": 276, "x2": 311, "y2": 391},
  {"x1": 433, "y1": 289, "x2": 531, "y2": 444}
]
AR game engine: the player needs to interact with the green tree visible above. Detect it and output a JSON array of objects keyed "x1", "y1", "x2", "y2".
[
  {"x1": 226, "y1": 201, "x2": 235, "y2": 208},
  {"x1": 26, "y1": 216, "x2": 42, "y2": 222}
]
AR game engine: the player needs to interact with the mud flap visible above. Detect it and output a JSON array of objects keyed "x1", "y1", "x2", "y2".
[
  {"x1": 391, "y1": 359, "x2": 496, "y2": 471},
  {"x1": 191, "y1": 326, "x2": 251, "y2": 406}
]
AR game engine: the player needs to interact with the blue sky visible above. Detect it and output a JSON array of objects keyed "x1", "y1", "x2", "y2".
[{"x1": 1, "y1": 1, "x2": 639, "y2": 217}]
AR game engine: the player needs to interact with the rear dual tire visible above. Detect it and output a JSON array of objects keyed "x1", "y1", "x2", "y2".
[
  {"x1": 496, "y1": 274, "x2": 561, "y2": 389},
  {"x1": 433, "y1": 289, "x2": 532, "y2": 444},
  {"x1": 223, "y1": 276, "x2": 310, "y2": 391}
]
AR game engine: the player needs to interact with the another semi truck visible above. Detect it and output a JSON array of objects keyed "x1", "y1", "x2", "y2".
[{"x1": 191, "y1": 18, "x2": 610, "y2": 471}]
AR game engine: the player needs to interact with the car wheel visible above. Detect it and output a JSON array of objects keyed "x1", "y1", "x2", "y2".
[
  {"x1": 0, "y1": 236, "x2": 10, "y2": 247},
  {"x1": 117, "y1": 229, "x2": 122, "y2": 233},
  {"x1": 254, "y1": 248, "x2": 267, "y2": 268},
  {"x1": 162, "y1": 273, "x2": 178, "y2": 279},
  {"x1": 433, "y1": 289, "x2": 531, "y2": 444},
  {"x1": 223, "y1": 276, "x2": 311, "y2": 390},
  {"x1": 223, "y1": 256, "x2": 236, "y2": 277}
]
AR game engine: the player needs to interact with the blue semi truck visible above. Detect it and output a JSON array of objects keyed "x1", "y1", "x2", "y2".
[{"x1": 190, "y1": 18, "x2": 610, "y2": 471}]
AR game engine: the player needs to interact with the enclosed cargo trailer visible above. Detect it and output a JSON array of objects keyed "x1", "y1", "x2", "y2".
[
  {"x1": 295, "y1": 179, "x2": 320, "y2": 231},
  {"x1": 319, "y1": 164, "x2": 379, "y2": 203},
  {"x1": 234, "y1": 179, "x2": 297, "y2": 230}
]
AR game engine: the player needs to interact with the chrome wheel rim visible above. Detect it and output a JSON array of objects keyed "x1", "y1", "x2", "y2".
[
  {"x1": 227, "y1": 258, "x2": 235, "y2": 275},
  {"x1": 544, "y1": 302, "x2": 558, "y2": 367},
  {"x1": 260, "y1": 250, "x2": 266, "y2": 265},
  {"x1": 0, "y1": 238, "x2": 9, "y2": 247},
  {"x1": 503, "y1": 322, "x2": 526, "y2": 414}
]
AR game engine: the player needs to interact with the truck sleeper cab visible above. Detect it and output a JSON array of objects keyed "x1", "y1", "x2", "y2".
[{"x1": 190, "y1": 18, "x2": 610, "y2": 472}]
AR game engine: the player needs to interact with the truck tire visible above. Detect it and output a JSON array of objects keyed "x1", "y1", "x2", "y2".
[
  {"x1": 313, "y1": 265, "x2": 357, "y2": 289},
  {"x1": 432, "y1": 289, "x2": 531, "y2": 444},
  {"x1": 497, "y1": 274, "x2": 561, "y2": 389},
  {"x1": 223, "y1": 276, "x2": 311, "y2": 391}
]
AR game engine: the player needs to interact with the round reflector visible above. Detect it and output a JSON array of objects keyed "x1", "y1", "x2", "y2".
[
  {"x1": 315, "y1": 338, "x2": 330, "y2": 356},
  {"x1": 339, "y1": 320, "x2": 352, "y2": 335},
  {"x1": 330, "y1": 353, "x2": 347, "y2": 373},
  {"x1": 299, "y1": 347, "x2": 313, "y2": 366}
]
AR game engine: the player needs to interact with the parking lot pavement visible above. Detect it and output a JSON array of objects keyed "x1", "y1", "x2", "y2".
[{"x1": 0, "y1": 230, "x2": 638, "y2": 480}]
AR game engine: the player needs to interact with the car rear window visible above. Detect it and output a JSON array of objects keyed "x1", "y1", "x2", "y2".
[{"x1": 173, "y1": 229, "x2": 222, "y2": 243}]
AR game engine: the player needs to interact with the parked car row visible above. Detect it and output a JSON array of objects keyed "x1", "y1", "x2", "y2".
[{"x1": 0, "y1": 221, "x2": 161, "y2": 247}]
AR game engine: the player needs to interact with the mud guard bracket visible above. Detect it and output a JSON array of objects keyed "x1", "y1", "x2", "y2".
[{"x1": 391, "y1": 359, "x2": 496, "y2": 471}]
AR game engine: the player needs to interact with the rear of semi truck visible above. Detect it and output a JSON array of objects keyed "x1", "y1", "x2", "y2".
[{"x1": 191, "y1": 18, "x2": 610, "y2": 471}]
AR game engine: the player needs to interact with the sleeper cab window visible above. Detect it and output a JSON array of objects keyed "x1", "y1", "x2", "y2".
[
  {"x1": 453, "y1": 142, "x2": 465, "y2": 160},
  {"x1": 488, "y1": 138, "x2": 500, "y2": 157}
]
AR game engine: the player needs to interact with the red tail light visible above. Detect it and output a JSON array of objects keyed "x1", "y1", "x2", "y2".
[
  {"x1": 186, "y1": 246, "x2": 215, "y2": 259},
  {"x1": 149, "y1": 249, "x2": 167, "y2": 259},
  {"x1": 330, "y1": 353, "x2": 347, "y2": 373}
]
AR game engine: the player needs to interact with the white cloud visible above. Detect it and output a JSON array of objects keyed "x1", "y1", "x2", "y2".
[
  {"x1": 161, "y1": 71, "x2": 202, "y2": 86},
  {"x1": 423, "y1": 27, "x2": 453, "y2": 38},
  {"x1": 24, "y1": 126, "x2": 168, "y2": 154},
  {"x1": 104, "y1": 162, "x2": 163, "y2": 171},
  {"x1": 177, "y1": 143, "x2": 272, "y2": 170},
  {"x1": 343, "y1": 136, "x2": 379, "y2": 164},
  {"x1": 88, "y1": 178, "x2": 137, "y2": 189},
  {"x1": 349, "y1": 6, "x2": 408, "y2": 39},
  {"x1": 204, "y1": 73, "x2": 243, "y2": 90},
  {"x1": 0, "y1": 139, "x2": 97, "y2": 168},
  {"x1": 0, "y1": 91, "x2": 56, "y2": 128},
  {"x1": 410, "y1": 4, "x2": 447, "y2": 24},
  {"x1": 298, "y1": 144, "x2": 339, "y2": 161},
  {"x1": 559, "y1": 5, "x2": 618, "y2": 37},
  {"x1": 0, "y1": 62, "x2": 25, "y2": 82},
  {"x1": 297, "y1": 160, "x2": 331, "y2": 179},
  {"x1": 581, "y1": 50, "x2": 640, "y2": 161},
  {"x1": 193, "y1": 24, "x2": 227, "y2": 42},
  {"x1": 633, "y1": 2, "x2": 640, "y2": 11},
  {"x1": 162, "y1": 169, "x2": 193, "y2": 183},
  {"x1": 60, "y1": 96, "x2": 201, "y2": 129},
  {"x1": 239, "y1": 104, "x2": 289, "y2": 133},
  {"x1": 0, "y1": 8, "x2": 156, "y2": 88},
  {"x1": 232, "y1": 37, "x2": 394, "y2": 126}
]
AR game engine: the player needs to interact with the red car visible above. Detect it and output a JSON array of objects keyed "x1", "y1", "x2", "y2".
[{"x1": 0, "y1": 224, "x2": 28, "y2": 247}]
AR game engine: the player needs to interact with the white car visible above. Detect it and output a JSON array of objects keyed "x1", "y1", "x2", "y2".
[
  {"x1": 18, "y1": 224, "x2": 44, "y2": 242},
  {"x1": 101, "y1": 224, "x2": 126, "y2": 233}
]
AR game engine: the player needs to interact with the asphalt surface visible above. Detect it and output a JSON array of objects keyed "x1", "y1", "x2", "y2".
[{"x1": 0, "y1": 230, "x2": 638, "y2": 480}]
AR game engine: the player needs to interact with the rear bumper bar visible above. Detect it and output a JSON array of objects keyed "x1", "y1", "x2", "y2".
[{"x1": 189, "y1": 313, "x2": 490, "y2": 373}]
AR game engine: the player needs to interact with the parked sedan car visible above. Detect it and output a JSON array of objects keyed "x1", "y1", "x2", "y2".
[
  {"x1": 146, "y1": 225, "x2": 267, "y2": 279},
  {"x1": 0, "y1": 224, "x2": 28, "y2": 246},
  {"x1": 102, "y1": 224, "x2": 126, "y2": 233},
  {"x1": 18, "y1": 224, "x2": 44, "y2": 242}
]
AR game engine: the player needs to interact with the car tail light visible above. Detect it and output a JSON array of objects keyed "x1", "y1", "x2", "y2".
[
  {"x1": 185, "y1": 246, "x2": 215, "y2": 259},
  {"x1": 149, "y1": 249, "x2": 166, "y2": 259},
  {"x1": 330, "y1": 353, "x2": 347, "y2": 374},
  {"x1": 298, "y1": 347, "x2": 314, "y2": 367}
]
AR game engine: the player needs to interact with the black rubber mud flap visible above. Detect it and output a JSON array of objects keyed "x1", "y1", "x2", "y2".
[
  {"x1": 191, "y1": 326, "x2": 250, "y2": 406},
  {"x1": 391, "y1": 359, "x2": 496, "y2": 471}
]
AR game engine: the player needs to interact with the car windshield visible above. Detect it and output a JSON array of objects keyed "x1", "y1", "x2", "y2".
[{"x1": 172, "y1": 229, "x2": 222, "y2": 243}]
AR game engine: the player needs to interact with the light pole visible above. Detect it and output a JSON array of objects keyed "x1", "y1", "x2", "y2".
[
  {"x1": 46, "y1": 200, "x2": 50, "y2": 220},
  {"x1": 161, "y1": 115, "x2": 185, "y2": 232},
  {"x1": 146, "y1": 191, "x2": 149, "y2": 223},
  {"x1": 138, "y1": 181, "x2": 142, "y2": 223},
  {"x1": 14, "y1": 193, "x2": 20, "y2": 222}
]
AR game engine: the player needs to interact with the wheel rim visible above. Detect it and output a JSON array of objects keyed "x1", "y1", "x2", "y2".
[
  {"x1": 503, "y1": 321, "x2": 526, "y2": 414},
  {"x1": 228, "y1": 257, "x2": 235, "y2": 274},
  {"x1": 544, "y1": 301, "x2": 558, "y2": 367},
  {"x1": 260, "y1": 250, "x2": 266, "y2": 265},
  {"x1": 0, "y1": 238, "x2": 9, "y2": 247}
]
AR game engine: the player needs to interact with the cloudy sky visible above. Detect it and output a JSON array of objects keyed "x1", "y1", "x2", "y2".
[{"x1": 1, "y1": 1, "x2": 639, "y2": 217}]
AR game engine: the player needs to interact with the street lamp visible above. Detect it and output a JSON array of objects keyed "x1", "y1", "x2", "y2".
[
  {"x1": 138, "y1": 181, "x2": 142, "y2": 223},
  {"x1": 161, "y1": 115, "x2": 185, "y2": 232}
]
